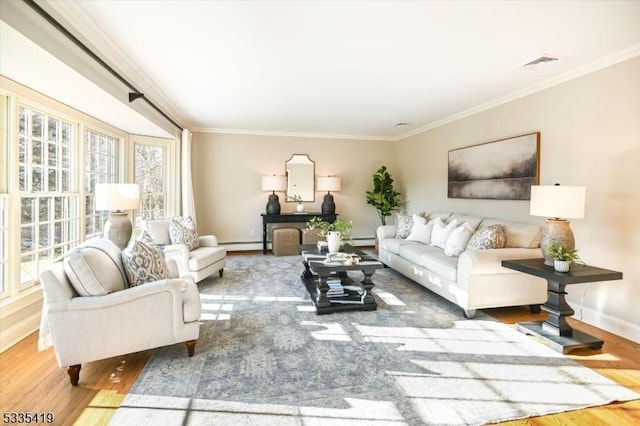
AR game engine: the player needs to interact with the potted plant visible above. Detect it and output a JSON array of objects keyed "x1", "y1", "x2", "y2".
[
  {"x1": 366, "y1": 166, "x2": 401, "y2": 226},
  {"x1": 306, "y1": 216, "x2": 353, "y2": 247},
  {"x1": 548, "y1": 244, "x2": 580, "y2": 272}
]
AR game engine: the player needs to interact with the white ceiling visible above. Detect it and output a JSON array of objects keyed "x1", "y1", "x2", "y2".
[{"x1": 5, "y1": 1, "x2": 640, "y2": 140}]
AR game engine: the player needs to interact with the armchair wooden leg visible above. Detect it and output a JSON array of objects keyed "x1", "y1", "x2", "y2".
[
  {"x1": 67, "y1": 364, "x2": 81, "y2": 386},
  {"x1": 186, "y1": 340, "x2": 196, "y2": 357},
  {"x1": 219, "y1": 268, "x2": 224, "y2": 278}
]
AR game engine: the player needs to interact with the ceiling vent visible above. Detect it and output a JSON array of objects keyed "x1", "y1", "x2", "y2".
[{"x1": 523, "y1": 56, "x2": 559, "y2": 67}]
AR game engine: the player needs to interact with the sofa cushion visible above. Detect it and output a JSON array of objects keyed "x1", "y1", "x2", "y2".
[
  {"x1": 447, "y1": 214, "x2": 484, "y2": 231},
  {"x1": 145, "y1": 217, "x2": 182, "y2": 246},
  {"x1": 122, "y1": 240, "x2": 169, "y2": 287},
  {"x1": 479, "y1": 219, "x2": 541, "y2": 248},
  {"x1": 466, "y1": 224, "x2": 507, "y2": 250},
  {"x1": 398, "y1": 243, "x2": 441, "y2": 265},
  {"x1": 381, "y1": 238, "x2": 421, "y2": 255},
  {"x1": 63, "y1": 238, "x2": 127, "y2": 296},
  {"x1": 431, "y1": 218, "x2": 458, "y2": 249},
  {"x1": 188, "y1": 246, "x2": 227, "y2": 271},
  {"x1": 419, "y1": 249, "x2": 459, "y2": 282},
  {"x1": 170, "y1": 216, "x2": 200, "y2": 250},
  {"x1": 426, "y1": 212, "x2": 453, "y2": 221},
  {"x1": 444, "y1": 222, "x2": 475, "y2": 256}
]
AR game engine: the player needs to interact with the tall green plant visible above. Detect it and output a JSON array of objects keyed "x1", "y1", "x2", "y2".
[{"x1": 366, "y1": 166, "x2": 401, "y2": 225}]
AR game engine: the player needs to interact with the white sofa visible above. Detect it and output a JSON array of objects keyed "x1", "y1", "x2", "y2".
[{"x1": 377, "y1": 212, "x2": 548, "y2": 318}]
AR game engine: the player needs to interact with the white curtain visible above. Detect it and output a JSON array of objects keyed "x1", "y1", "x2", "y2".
[{"x1": 181, "y1": 129, "x2": 197, "y2": 225}]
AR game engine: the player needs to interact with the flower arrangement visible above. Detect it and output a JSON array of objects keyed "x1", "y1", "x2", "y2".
[
  {"x1": 306, "y1": 216, "x2": 353, "y2": 244},
  {"x1": 286, "y1": 194, "x2": 303, "y2": 203},
  {"x1": 548, "y1": 244, "x2": 580, "y2": 262}
]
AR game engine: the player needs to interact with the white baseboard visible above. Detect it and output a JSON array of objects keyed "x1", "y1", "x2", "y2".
[
  {"x1": 569, "y1": 301, "x2": 640, "y2": 344},
  {"x1": 0, "y1": 311, "x2": 41, "y2": 353}
]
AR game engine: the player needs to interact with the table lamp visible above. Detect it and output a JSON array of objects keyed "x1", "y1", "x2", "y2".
[
  {"x1": 261, "y1": 175, "x2": 287, "y2": 215},
  {"x1": 530, "y1": 184, "x2": 585, "y2": 265},
  {"x1": 95, "y1": 183, "x2": 141, "y2": 250},
  {"x1": 317, "y1": 176, "x2": 341, "y2": 214}
]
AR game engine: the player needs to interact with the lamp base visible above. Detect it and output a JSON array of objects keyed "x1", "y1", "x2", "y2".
[
  {"x1": 321, "y1": 193, "x2": 335, "y2": 215},
  {"x1": 266, "y1": 193, "x2": 281, "y2": 215},
  {"x1": 104, "y1": 211, "x2": 133, "y2": 250},
  {"x1": 540, "y1": 219, "x2": 575, "y2": 266}
]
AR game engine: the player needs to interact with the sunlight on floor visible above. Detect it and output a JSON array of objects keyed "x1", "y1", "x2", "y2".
[
  {"x1": 301, "y1": 321, "x2": 351, "y2": 341},
  {"x1": 76, "y1": 390, "x2": 124, "y2": 425}
]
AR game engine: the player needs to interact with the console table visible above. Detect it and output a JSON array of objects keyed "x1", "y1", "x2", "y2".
[
  {"x1": 502, "y1": 258, "x2": 622, "y2": 354},
  {"x1": 261, "y1": 212, "x2": 337, "y2": 254}
]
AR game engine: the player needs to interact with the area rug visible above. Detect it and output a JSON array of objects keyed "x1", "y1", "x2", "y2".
[{"x1": 111, "y1": 255, "x2": 638, "y2": 425}]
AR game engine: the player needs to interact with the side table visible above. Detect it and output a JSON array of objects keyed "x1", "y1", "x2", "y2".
[{"x1": 501, "y1": 258, "x2": 622, "y2": 354}]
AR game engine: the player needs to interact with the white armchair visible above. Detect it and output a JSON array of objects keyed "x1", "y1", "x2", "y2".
[
  {"x1": 38, "y1": 238, "x2": 201, "y2": 386},
  {"x1": 145, "y1": 217, "x2": 227, "y2": 283}
]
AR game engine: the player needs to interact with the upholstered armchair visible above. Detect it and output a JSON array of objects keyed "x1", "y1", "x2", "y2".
[
  {"x1": 145, "y1": 217, "x2": 227, "y2": 283},
  {"x1": 38, "y1": 238, "x2": 201, "y2": 386}
]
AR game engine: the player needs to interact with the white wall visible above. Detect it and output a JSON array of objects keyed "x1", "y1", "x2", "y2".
[
  {"x1": 395, "y1": 56, "x2": 640, "y2": 342},
  {"x1": 191, "y1": 132, "x2": 396, "y2": 248}
]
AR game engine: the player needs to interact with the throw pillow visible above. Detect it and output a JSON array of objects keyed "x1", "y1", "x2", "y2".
[
  {"x1": 406, "y1": 216, "x2": 436, "y2": 245},
  {"x1": 138, "y1": 230, "x2": 162, "y2": 248},
  {"x1": 466, "y1": 224, "x2": 507, "y2": 250},
  {"x1": 395, "y1": 213, "x2": 414, "y2": 239},
  {"x1": 121, "y1": 240, "x2": 169, "y2": 287},
  {"x1": 63, "y1": 238, "x2": 128, "y2": 296},
  {"x1": 169, "y1": 216, "x2": 199, "y2": 250},
  {"x1": 430, "y1": 219, "x2": 458, "y2": 249},
  {"x1": 444, "y1": 222, "x2": 475, "y2": 256}
]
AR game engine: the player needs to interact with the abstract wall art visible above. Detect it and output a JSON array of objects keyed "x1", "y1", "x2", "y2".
[{"x1": 448, "y1": 132, "x2": 540, "y2": 200}]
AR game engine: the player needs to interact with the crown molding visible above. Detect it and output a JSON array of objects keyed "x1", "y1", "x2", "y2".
[
  {"x1": 396, "y1": 44, "x2": 640, "y2": 142},
  {"x1": 193, "y1": 127, "x2": 396, "y2": 142}
]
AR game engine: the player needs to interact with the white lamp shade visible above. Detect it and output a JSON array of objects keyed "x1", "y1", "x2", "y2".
[
  {"x1": 317, "y1": 176, "x2": 341, "y2": 192},
  {"x1": 95, "y1": 183, "x2": 140, "y2": 211},
  {"x1": 261, "y1": 175, "x2": 287, "y2": 191},
  {"x1": 530, "y1": 185, "x2": 585, "y2": 219}
]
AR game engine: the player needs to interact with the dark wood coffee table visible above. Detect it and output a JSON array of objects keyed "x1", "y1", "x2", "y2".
[
  {"x1": 502, "y1": 258, "x2": 623, "y2": 353},
  {"x1": 300, "y1": 244, "x2": 383, "y2": 314}
]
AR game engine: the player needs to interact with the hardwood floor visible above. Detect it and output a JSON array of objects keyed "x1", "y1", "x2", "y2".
[{"x1": 2, "y1": 258, "x2": 638, "y2": 425}]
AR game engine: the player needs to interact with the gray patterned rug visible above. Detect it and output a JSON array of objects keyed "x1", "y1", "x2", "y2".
[{"x1": 111, "y1": 254, "x2": 638, "y2": 425}]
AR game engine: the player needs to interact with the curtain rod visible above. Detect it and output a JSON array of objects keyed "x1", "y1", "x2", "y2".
[{"x1": 23, "y1": 0, "x2": 184, "y2": 132}]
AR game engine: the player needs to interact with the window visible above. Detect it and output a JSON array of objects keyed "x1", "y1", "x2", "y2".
[
  {"x1": 18, "y1": 107, "x2": 79, "y2": 287},
  {"x1": 0, "y1": 197, "x2": 7, "y2": 295},
  {"x1": 135, "y1": 142, "x2": 167, "y2": 220},
  {"x1": 84, "y1": 129, "x2": 119, "y2": 238}
]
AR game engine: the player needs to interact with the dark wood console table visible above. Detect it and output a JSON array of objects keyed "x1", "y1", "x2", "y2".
[
  {"x1": 261, "y1": 212, "x2": 336, "y2": 254},
  {"x1": 502, "y1": 258, "x2": 622, "y2": 354}
]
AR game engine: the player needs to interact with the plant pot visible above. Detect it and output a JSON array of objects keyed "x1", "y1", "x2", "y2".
[
  {"x1": 554, "y1": 260, "x2": 571, "y2": 272},
  {"x1": 296, "y1": 203, "x2": 305, "y2": 213},
  {"x1": 327, "y1": 231, "x2": 341, "y2": 253}
]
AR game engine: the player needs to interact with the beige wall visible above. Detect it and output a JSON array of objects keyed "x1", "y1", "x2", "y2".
[
  {"x1": 191, "y1": 132, "x2": 396, "y2": 246},
  {"x1": 395, "y1": 56, "x2": 640, "y2": 342}
]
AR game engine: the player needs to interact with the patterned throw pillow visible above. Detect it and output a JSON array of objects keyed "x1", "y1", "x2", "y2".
[
  {"x1": 169, "y1": 216, "x2": 199, "y2": 250},
  {"x1": 137, "y1": 230, "x2": 162, "y2": 248},
  {"x1": 395, "y1": 214, "x2": 414, "y2": 239},
  {"x1": 466, "y1": 224, "x2": 507, "y2": 250},
  {"x1": 122, "y1": 240, "x2": 169, "y2": 287},
  {"x1": 444, "y1": 222, "x2": 475, "y2": 256}
]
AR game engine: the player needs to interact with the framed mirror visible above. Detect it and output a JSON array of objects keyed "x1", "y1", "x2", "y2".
[{"x1": 285, "y1": 154, "x2": 315, "y2": 202}]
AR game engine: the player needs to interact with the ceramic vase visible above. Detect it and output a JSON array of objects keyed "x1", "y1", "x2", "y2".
[
  {"x1": 327, "y1": 231, "x2": 341, "y2": 253},
  {"x1": 296, "y1": 203, "x2": 305, "y2": 213},
  {"x1": 554, "y1": 260, "x2": 571, "y2": 272}
]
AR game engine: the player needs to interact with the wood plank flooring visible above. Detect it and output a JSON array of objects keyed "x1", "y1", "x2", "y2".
[{"x1": 2, "y1": 258, "x2": 638, "y2": 425}]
